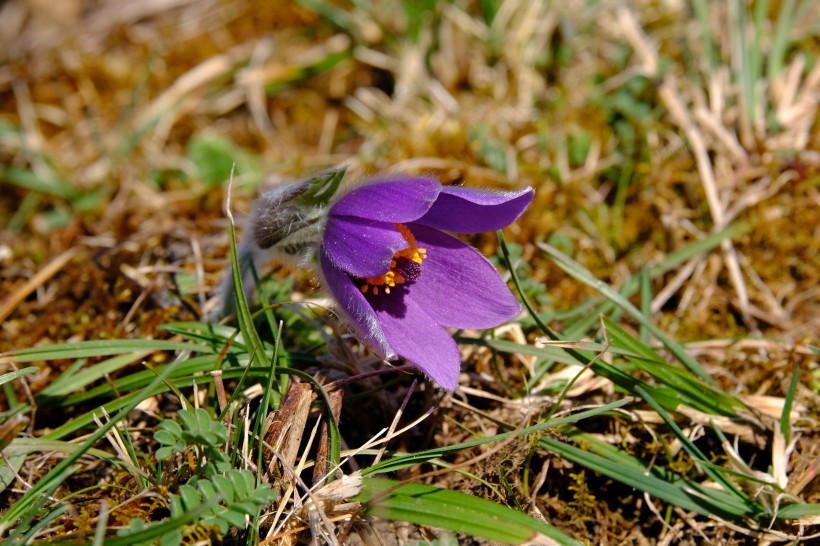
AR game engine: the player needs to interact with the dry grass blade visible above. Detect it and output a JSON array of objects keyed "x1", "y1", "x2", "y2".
[
  {"x1": 615, "y1": 7, "x2": 752, "y2": 327},
  {"x1": 0, "y1": 247, "x2": 79, "y2": 323}
]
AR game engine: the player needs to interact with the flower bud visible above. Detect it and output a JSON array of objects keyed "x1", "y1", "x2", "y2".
[
  {"x1": 213, "y1": 167, "x2": 346, "y2": 318},
  {"x1": 252, "y1": 166, "x2": 346, "y2": 256}
]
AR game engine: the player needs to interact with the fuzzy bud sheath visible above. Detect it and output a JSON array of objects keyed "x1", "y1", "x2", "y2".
[{"x1": 214, "y1": 167, "x2": 344, "y2": 318}]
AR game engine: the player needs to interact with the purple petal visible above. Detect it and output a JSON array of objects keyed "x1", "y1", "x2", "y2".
[
  {"x1": 322, "y1": 216, "x2": 409, "y2": 277},
  {"x1": 329, "y1": 176, "x2": 441, "y2": 223},
  {"x1": 319, "y1": 251, "x2": 396, "y2": 360},
  {"x1": 405, "y1": 224, "x2": 521, "y2": 329},
  {"x1": 417, "y1": 186, "x2": 534, "y2": 234},
  {"x1": 369, "y1": 291, "x2": 461, "y2": 391}
]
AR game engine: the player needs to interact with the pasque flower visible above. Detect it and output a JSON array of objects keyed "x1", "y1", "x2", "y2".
[{"x1": 318, "y1": 176, "x2": 533, "y2": 390}]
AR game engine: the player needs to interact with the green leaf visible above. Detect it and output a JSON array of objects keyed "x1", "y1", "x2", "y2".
[
  {"x1": 186, "y1": 134, "x2": 258, "y2": 189},
  {"x1": 107, "y1": 496, "x2": 220, "y2": 546},
  {"x1": 155, "y1": 446, "x2": 178, "y2": 461},
  {"x1": 195, "y1": 407, "x2": 213, "y2": 432},
  {"x1": 159, "y1": 530, "x2": 182, "y2": 546},
  {"x1": 216, "y1": 509, "x2": 247, "y2": 529},
  {"x1": 197, "y1": 480, "x2": 218, "y2": 500},
  {"x1": 178, "y1": 409, "x2": 198, "y2": 433},
  {"x1": 179, "y1": 484, "x2": 201, "y2": 509},
  {"x1": 158, "y1": 420, "x2": 183, "y2": 438},
  {"x1": 211, "y1": 475, "x2": 234, "y2": 501}
]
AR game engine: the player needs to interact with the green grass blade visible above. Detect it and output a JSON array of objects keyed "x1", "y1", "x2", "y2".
[
  {"x1": 603, "y1": 317, "x2": 742, "y2": 416},
  {"x1": 733, "y1": 0, "x2": 754, "y2": 128},
  {"x1": 750, "y1": 0, "x2": 768, "y2": 116},
  {"x1": 18, "y1": 504, "x2": 70, "y2": 544},
  {"x1": 459, "y1": 337, "x2": 592, "y2": 367},
  {"x1": 639, "y1": 266, "x2": 651, "y2": 344},
  {"x1": 39, "y1": 352, "x2": 149, "y2": 397},
  {"x1": 255, "y1": 321, "x2": 282, "y2": 486},
  {"x1": 0, "y1": 450, "x2": 26, "y2": 495},
  {"x1": 690, "y1": 0, "x2": 718, "y2": 71},
  {"x1": 776, "y1": 502, "x2": 820, "y2": 520},
  {"x1": 0, "y1": 167, "x2": 80, "y2": 200},
  {"x1": 364, "y1": 398, "x2": 631, "y2": 476},
  {"x1": 159, "y1": 322, "x2": 247, "y2": 351},
  {"x1": 37, "y1": 364, "x2": 309, "y2": 440},
  {"x1": 359, "y1": 478, "x2": 582, "y2": 545},
  {"x1": 0, "y1": 366, "x2": 38, "y2": 386},
  {"x1": 559, "y1": 223, "x2": 744, "y2": 340},
  {"x1": 226, "y1": 189, "x2": 269, "y2": 371},
  {"x1": 498, "y1": 232, "x2": 591, "y2": 367},
  {"x1": 781, "y1": 364, "x2": 800, "y2": 443},
  {"x1": 4, "y1": 438, "x2": 146, "y2": 479},
  {"x1": 0, "y1": 356, "x2": 181, "y2": 530},
  {"x1": 1, "y1": 464, "x2": 75, "y2": 541},
  {"x1": 625, "y1": 223, "x2": 745, "y2": 296},
  {"x1": 6, "y1": 339, "x2": 207, "y2": 362},
  {"x1": 768, "y1": 0, "x2": 797, "y2": 79},
  {"x1": 538, "y1": 433, "x2": 758, "y2": 520},
  {"x1": 295, "y1": 0, "x2": 358, "y2": 33},
  {"x1": 463, "y1": 335, "x2": 693, "y2": 410},
  {"x1": 634, "y1": 385, "x2": 760, "y2": 510},
  {"x1": 462, "y1": 336, "x2": 653, "y2": 361},
  {"x1": 538, "y1": 241, "x2": 716, "y2": 384}
]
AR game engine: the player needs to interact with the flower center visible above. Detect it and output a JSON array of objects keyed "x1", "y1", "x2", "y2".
[{"x1": 360, "y1": 224, "x2": 426, "y2": 295}]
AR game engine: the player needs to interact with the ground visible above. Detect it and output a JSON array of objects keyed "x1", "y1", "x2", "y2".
[{"x1": 0, "y1": 0, "x2": 818, "y2": 544}]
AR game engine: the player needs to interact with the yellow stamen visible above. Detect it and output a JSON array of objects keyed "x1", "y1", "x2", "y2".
[{"x1": 359, "y1": 223, "x2": 427, "y2": 295}]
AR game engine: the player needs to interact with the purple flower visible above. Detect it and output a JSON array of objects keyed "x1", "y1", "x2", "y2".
[{"x1": 318, "y1": 176, "x2": 533, "y2": 391}]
